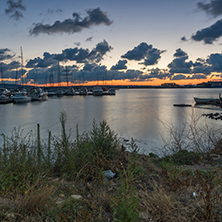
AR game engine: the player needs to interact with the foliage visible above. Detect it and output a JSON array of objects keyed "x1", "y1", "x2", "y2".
[{"x1": 162, "y1": 150, "x2": 201, "y2": 165}]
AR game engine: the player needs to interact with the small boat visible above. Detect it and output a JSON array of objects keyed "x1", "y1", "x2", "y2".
[
  {"x1": 79, "y1": 87, "x2": 88, "y2": 95},
  {"x1": 194, "y1": 97, "x2": 220, "y2": 104},
  {"x1": 0, "y1": 88, "x2": 13, "y2": 104},
  {"x1": 108, "y1": 88, "x2": 116, "y2": 95},
  {"x1": 13, "y1": 92, "x2": 31, "y2": 103},
  {"x1": 29, "y1": 88, "x2": 48, "y2": 101},
  {"x1": 0, "y1": 94, "x2": 13, "y2": 104},
  {"x1": 93, "y1": 86, "x2": 103, "y2": 96},
  {"x1": 64, "y1": 88, "x2": 76, "y2": 96}
]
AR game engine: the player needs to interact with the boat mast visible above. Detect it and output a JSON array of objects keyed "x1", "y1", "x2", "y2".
[
  {"x1": 1, "y1": 63, "x2": 4, "y2": 87},
  {"x1": 15, "y1": 68, "x2": 18, "y2": 86},
  {"x1": 58, "y1": 62, "x2": 61, "y2": 87},
  {"x1": 20, "y1": 46, "x2": 24, "y2": 85}
]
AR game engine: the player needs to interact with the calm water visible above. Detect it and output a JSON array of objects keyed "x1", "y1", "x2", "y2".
[{"x1": 0, "y1": 88, "x2": 222, "y2": 155}]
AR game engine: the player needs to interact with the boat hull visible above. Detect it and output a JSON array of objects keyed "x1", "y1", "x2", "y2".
[{"x1": 194, "y1": 97, "x2": 220, "y2": 104}]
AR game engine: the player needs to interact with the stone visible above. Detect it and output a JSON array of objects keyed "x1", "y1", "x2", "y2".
[
  {"x1": 59, "y1": 193, "x2": 65, "y2": 198},
  {"x1": 5, "y1": 213, "x2": 16, "y2": 220},
  {"x1": 70, "y1": 194, "x2": 82, "y2": 200}
]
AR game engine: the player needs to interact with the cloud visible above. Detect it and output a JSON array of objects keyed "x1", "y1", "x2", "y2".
[
  {"x1": 29, "y1": 7, "x2": 113, "y2": 35},
  {"x1": 191, "y1": 19, "x2": 222, "y2": 44},
  {"x1": 121, "y1": 42, "x2": 165, "y2": 66},
  {"x1": 181, "y1": 36, "x2": 188, "y2": 42},
  {"x1": 171, "y1": 74, "x2": 187, "y2": 80},
  {"x1": 0, "y1": 61, "x2": 20, "y2": 72},
  {"x1": 192, "y1": 58, "x2": 211, "y2": 74},
  {"x1": 206, "y1": 53, "x2": 222, "y2": 72},
  {"x1": 26, "y1": 40, "x2": 113, "y2": 68},
  {"x1": 173, "y1": 48, "x2": 188, "y2": 57},
  {"x1": 0, "y1": 48, "x2": 15, "y2": 61},
  {"x1": 87, "y1": 40, "x2": 113, "y2": 62},
  {"x1": 111, "y1": 60, "x2": 127, "y2": 70},
  {"x1": 86, "y1": 36, "x2": 93, "y2": 42},
  {"x1": 168, "y1": 49, "x2": 193, "y2": 74},
  {"x1": 147, "y1": 68, "x2": 171, "y2": 80},
  {"x1": 197, "y1": 0, "x2": 222, "y2": 17},
  {"x1": 186, "y1": 74, "x2": 207, "y2": 79},
  {"x1": 74, "y1": 42, "x2": 81, "y2": 46},
  {"x1": 5, "y1": 0, "x2": 26, "y2": 20}
]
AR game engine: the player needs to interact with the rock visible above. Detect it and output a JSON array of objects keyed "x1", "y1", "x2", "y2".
[
  {"x1": 70, "y1": 194, "x2": 82, "y2": 200},
  {"x1": 5, "y1": 213, "x2": 16, "y2": 221},
  {"x1": 59, "y1": 193, "x2": 65, "y2": 198},
  {"x1": 139, "y1": 211, "x2": 150, "y2": 220}
]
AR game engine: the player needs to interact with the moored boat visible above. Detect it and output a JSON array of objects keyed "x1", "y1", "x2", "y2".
[
  {"x1": 108, "y1": 88, "x2": 116, "y2": 95},
  {"x1": 0, "y1": 94, "x2": 13, "y2": 104},
  {"x1": 93, "y1": 86, "x2": 103, "y2": 96},
  {"x1": 194, "y1": 97, "x2": 220, "y2": 104},
  {"x1": 13, "y1": 92, "x2": 31, "y2": 103},
  {"x1": 29, "y1": 88, "x2": 48, "y2": 101}
]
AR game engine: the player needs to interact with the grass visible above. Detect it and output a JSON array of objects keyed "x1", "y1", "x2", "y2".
[{"x1": 0, "y1": 111, "x2": 221, "y2": 221}]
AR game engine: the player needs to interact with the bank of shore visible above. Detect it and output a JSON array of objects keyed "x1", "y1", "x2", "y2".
[{"x1": 0, "y1": 117, "x2": 221, "y2": 221}]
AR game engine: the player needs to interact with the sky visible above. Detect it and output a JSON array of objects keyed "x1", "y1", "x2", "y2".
[{"x1": 1, "y1": 0, "x2": 222, "y2": 86}]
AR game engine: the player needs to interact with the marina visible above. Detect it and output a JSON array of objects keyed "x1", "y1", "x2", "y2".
[{"x1": 0, "y1": 86, "x2": 117, "y2": 104}]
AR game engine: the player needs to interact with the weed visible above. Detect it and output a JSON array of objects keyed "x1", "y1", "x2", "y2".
[{"x1": 195, "y1": 169, "x2": 222, "y2": 221}]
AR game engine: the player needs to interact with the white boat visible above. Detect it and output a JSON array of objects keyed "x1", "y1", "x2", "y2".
[
  {"x1": 13, "y1": 92, "x2": 31, "y2": 103},
  {"x1": 0, "y1": 88, "x2": 13, "y2": 104},
  {"x1": 93, "y1": 86, "x2": 103, "y2": 96},
  {"x1": 29, "y1": 88, "x2": 48, "y2": 101},
  {"x1": 0, "y1": 94, "x2": 13, "y2": 104},
  {"x1": 194, "y1": 97, "x2": 220, "y2": 104},
  {"x1": 108, "y1": 88, "x2": 116, "y2": 95}
]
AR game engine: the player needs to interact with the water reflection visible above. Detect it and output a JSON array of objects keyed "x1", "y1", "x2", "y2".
[{"x1": 0, "y1": 88, "x2": 222, "y2": 155}]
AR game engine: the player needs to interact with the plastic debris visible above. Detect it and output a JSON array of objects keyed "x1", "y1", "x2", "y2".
[
  {"x1": 103, "y1": 170, "x2": 116, "y2": 180},
  {"x1": 193, "y1": 192, "x2": 198, "y2": 197}
]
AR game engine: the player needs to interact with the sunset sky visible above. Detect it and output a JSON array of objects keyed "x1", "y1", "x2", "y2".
[{"x1": 1, "y1": 0, "x2": 222, "y2": 86}]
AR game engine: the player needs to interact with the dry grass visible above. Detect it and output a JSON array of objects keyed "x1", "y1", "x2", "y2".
[
  {"x1": 140, "y1": 181, "x2": 197, "y2": 222},
  {"x1": 13, "y1": 180, "x2": 57, "y2": 215}
]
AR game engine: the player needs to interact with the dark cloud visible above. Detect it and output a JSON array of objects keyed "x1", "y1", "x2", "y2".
[
  {"x1": 87, "y1": 40, "x2": 113, "y2": 63},
  {"x1": 168, "y1": 49, "x2": 193, "y2": 74},
  {"x1": 192, "y1": 58, "x2": 211, "y2": 74},
  {"x1": 26, "y1": 40, "x2": 112, "y2": 68},
  {"x1": 197, "y1": 0, "x2": 222, "y2": 17},
  {"x1": 83, "y1": 63, "x2": 97, "y2": 72},
  {"x1": 121, "y1": 42, "x2": 165, "y2": 66},
  {"x1": 181, "y1": 36, "x2": 188, "y2": 42},
  {"x1": 29, "y1": 7, "x2": 113, "y2": 35},
  {"x1": 147, "y1": 68, "x2": 171, "y2": 80},
  {"x1": 0, "y1": 48, "x2": 15, "y2": 61},
  {"x1": 191, "y1": 19, "x2": 222, "y2": 44},
  {"x1": 173, "y1": 48, "x2": 188, "y2": 57},
  {"x1": 0, "y1": 61, "x2": 20, "y2": 72},
  {"x1": 5, "y1": 0, "x2": 26, "y2": 20},
  {"x1": 206, "y1": 53, "x2": 222, "y2": 72},
  {"x1": 111, "y1": 60, "x2": 127, "y2": 70},
  {"x1": 186, "y1": 74, "x2": 207, "y2": 79},
  {"x1": 86, "y1": 36, "x2": 93, "y2": 42},
  {"x1": 171, "y1": 74, "x2": 187, "y2": 80}
]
